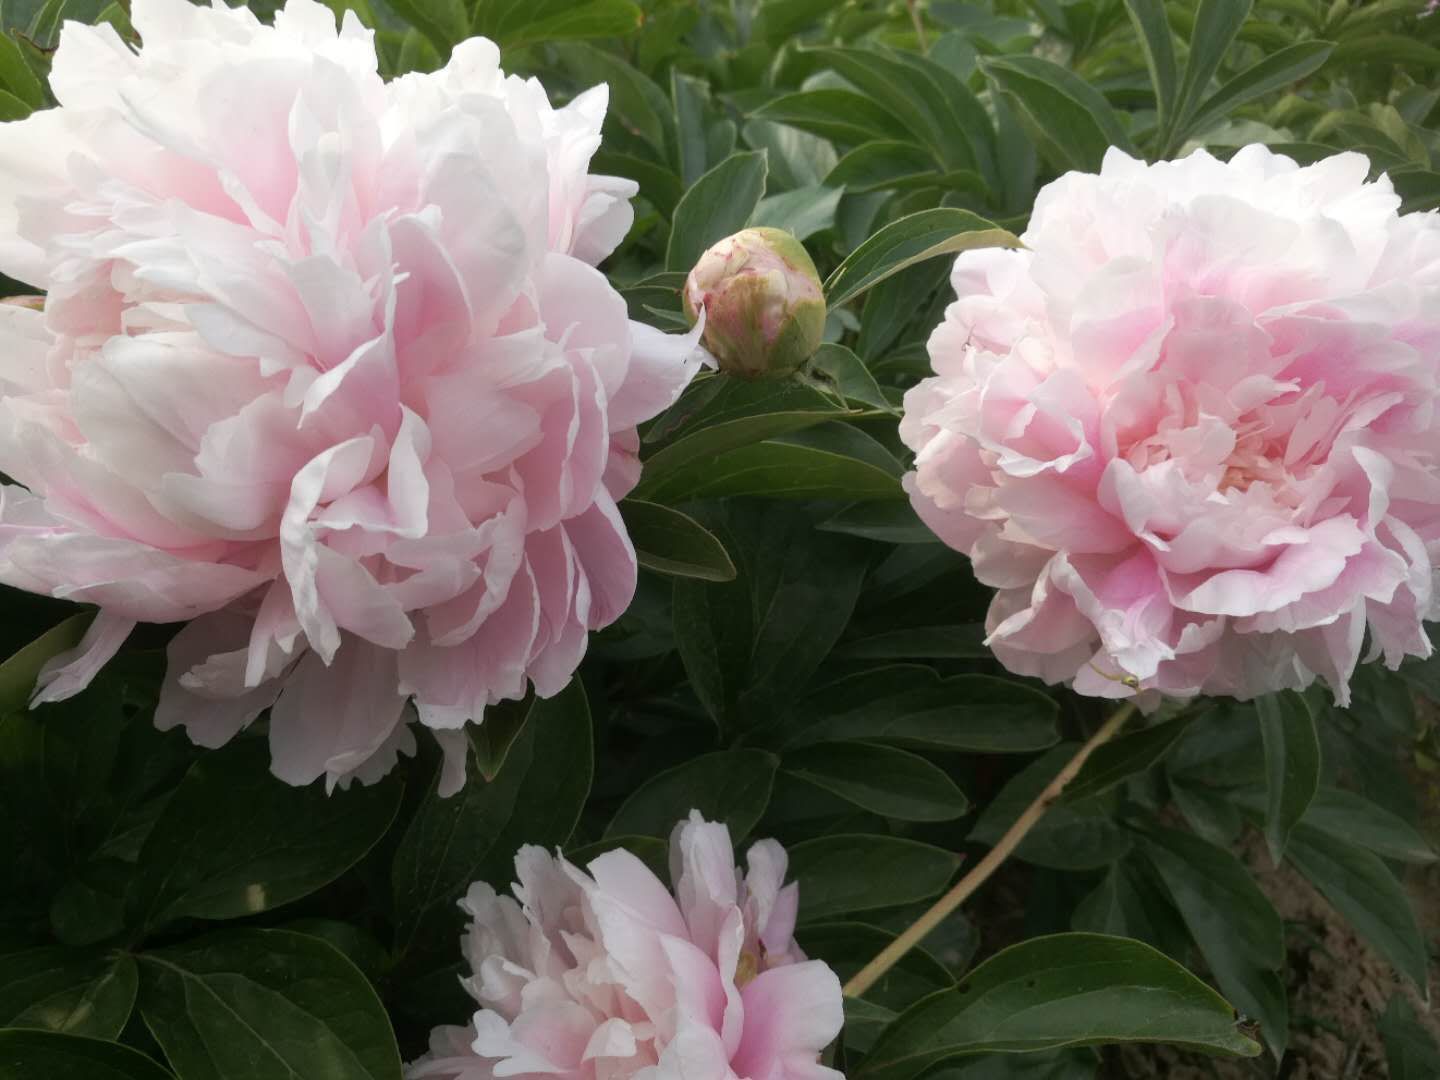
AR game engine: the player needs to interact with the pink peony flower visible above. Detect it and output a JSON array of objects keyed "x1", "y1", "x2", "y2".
[
  {"x1": 0, "y1": 0, "x2": 704, "y2": 790},
  {"x1": 902, "y1": 145, "x2": 1440, "y2": 704},
  {"x1": 409, "y1": 812, "x2": 843, "y2": 1080}
]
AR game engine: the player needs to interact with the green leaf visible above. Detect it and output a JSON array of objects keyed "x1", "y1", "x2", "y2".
[
  {"x1": 1256, "y1": 690, "x2": 1320, "y2": 864},
  {"x1": 886, "y1": 49, "x2": 998, "y2": 185},
  {"x1": 804, "y1": 47, "x2": 964, "y2": 169},
  {"x1": 623, "y1": 500, "x2": 736, "y2": 582},
  {"x1": 0, "y1": 1030, "x2": 175, "y2": 1080},
  {"x1": 138, "y1": 929, "x2": 401, "y2": 1080},
  {"x1": 1139, "y1": 826, "x2": 1288, "y2": 1057},
  {"x1": 749, "y1": 184, "x2": 843, "y2": 242},
  {"x1": 672, "y1": 71, "x2": 717, "y2": 188},
  {"x1": 971, "y1": 745, "x2": 1131, "y2": 871},
  {"x1": 671, "y1": 504, "x2": 869, "y2": 736},
  {"x1": 834, "y1": 625, "x2": 991, "y2": 661},
  {"x1": 0, "y1": 948, "x2": 136, "y2": 1039},
  {"x1": 1071, "y1": 860, "x2": 1192, "y2": 957},
  {"x1": 49, "y1": 857, "x2": 130, "y2": 946},
  {"x1": 0, "y1": 613, "x2": 92, "y2": 717},
  {"x1": 1061, "y1": 713, "x2": 1197, "y2": 803},
  {"x1": 636, "y1": 422, "x2": 904, "y2": 504},
  {"x1": 644, "y1": 373, "x2": 845, "y2": 452},
  {"x1": 818, "y1": 502, "x2": 937, "y2": 545},
  {"x1": 468, "y1": 696, "x2": 532, "y2": 782},
  {"x1": 553, "y1": 44, "x2": 672, "y2": 160},
  {"x1": 665, "y1": 151, "x2": 768, "y2": 271},
  {"x1": 605, "y1": 749, "x2": 778, "y2": 841},
  {"x1": 827, "y1": 141, "x2": 944, "y2": 192},
  {"x1": 784, "y1": 668, "x2": 1059, "y2": 753},
  {"x1": 636, "y1": 385, "x2": 854, "y2": 498},
  {"x1": 474, "y1": 0, "x2": 642, "y2": 50},
  {"x1": 797, "y1": 921, "x2": 952, "y2": 1011},
  {"x1": 384, "y1": 0, "x2": 468, "y2": 57},
  {"x1": 789, "y1": 835, "x2": 961, "y2": 922},
  {"x1": 129, "y1": 738, "x2": 402, "y2": 929},
  {"x1": 1181, "y1": 41, "x2": 1334, "y2": 144},
  {"x1": 741, "y1": 119, "x2": 837, "y2": 191},
  {"x1": 1122, "y1": 0, "x2": 1178, "y2": 137},
  {"x1": 1286, "y1": 823, "x2": 1429, "y2": 991},
  {"x1": 392, "y1": 681, "x2": 591, "y2": 959},
  {"x1": 807, "y1": 343, "x2": 893, "y2": 413},
  {"x1": 0, "y1": 31, "x2": 43, "y2": 109},
  {"x1": 1393, "y1": 169, "x2": 1440, "y2": 215},
  {"x1": 1173, "y1": 0, "x2": 1254, "y2": 138},
  {"x1": 1295, "y1": 787, "x2": 1436, "y2": 864},
  {"x1": 825, "y1": 208, "x2": 1019, "y2": 308},
  {"x1": 783, "y1": 742, "x2": 969, "y2": 822},
  {"x1": 1329, "y1": 33, "x2": 1440, "y2": 71},
  {"x1": 979, "y1": 55, "x2": 1135, "y2": 173},
  {"x1": 593, "y1": 150, "x2": 684, "y2": 217},
  {"x1": 751, "y1": 89, "x2": 903, "y2": 147},
  {"x1": 1380, "y1": 994, "x2": 1440, "y2": 1080},
  {"x1": 854, "y1": 934, "x2": 1261, "y2": 1080}
]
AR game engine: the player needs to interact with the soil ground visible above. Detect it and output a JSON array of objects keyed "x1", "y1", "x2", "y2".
[{"x1": 1115, "y1": 757, "x2": 1440, "y2": 1079}]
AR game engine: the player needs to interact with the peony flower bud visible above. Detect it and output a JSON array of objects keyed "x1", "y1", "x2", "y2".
[{"x1": 682, "y1": 226, "x2": 826, "y2": 379}]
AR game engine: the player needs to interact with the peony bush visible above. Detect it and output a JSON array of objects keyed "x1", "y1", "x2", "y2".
[{"x1": 1, "y1": 2, "x2": 1439, "y2": 1080}]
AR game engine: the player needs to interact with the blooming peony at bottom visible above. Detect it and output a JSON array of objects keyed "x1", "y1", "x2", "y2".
[
  {"x1": 0, "y1": 0, "x2": 706, "y2": 791},
  {"x1": 409, "y1": 812, "x2": 844, "y2": 1080},
  {"x1": 902, "y1": 145, "x2": 1440, "y2": 704}
]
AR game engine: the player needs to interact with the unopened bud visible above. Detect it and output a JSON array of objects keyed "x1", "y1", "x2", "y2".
[{"x1": 682, "y1": 227, "x2": 825, "y2": 379}]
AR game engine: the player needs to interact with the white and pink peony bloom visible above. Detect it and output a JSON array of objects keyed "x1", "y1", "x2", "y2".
[
  {"x1": 0, "y1": 0, "x2": 704, "y2": 790},
  {"x1": 902, "y1": 145, "x2": 1440, "y2": 704},
  {"x1": 409, "y1": 812, "x2": 843, "y2": 1080}
]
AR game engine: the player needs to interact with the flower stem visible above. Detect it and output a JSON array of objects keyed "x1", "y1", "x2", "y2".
[
  {"x1": 906, "y1": 0, "x2": 928, "y2": 51},
  {"x1": 842, "y1": 700, "x2": 1138, "y2": 999}
]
